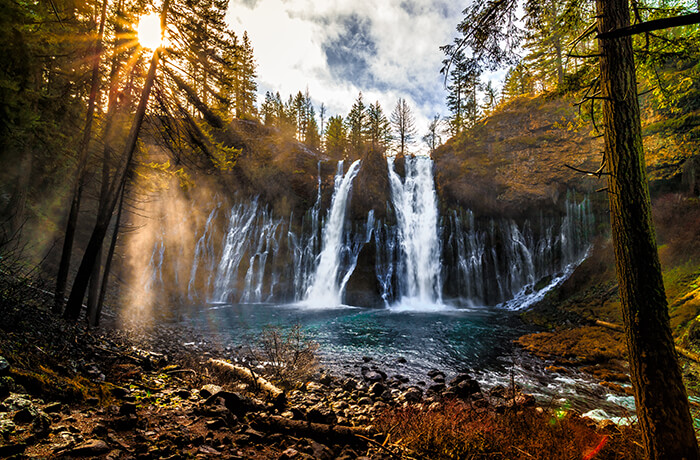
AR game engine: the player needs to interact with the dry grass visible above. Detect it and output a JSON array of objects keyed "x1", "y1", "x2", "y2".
[{"x1": 375, "y1": 399, "x2": 642, "y2": 460}]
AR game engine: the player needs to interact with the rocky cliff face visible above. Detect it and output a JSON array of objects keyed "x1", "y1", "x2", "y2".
[{"x1": 432, "y1": 95, "x2": 603, "y2": 219}]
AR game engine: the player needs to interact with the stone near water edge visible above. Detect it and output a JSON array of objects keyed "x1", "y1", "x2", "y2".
[
  {"x1": 402, "y1": 387, "x2": 423, "y2": 403},
  {"x1": 362, "y1": 370, "x2": 384, "y2": 383},
  {"x1": 368, "y1": 382, "x2": 386, "y2": 397}
]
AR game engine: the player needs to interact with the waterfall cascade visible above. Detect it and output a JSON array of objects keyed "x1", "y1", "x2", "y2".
[
  {"x1": 387, "y1": 155, "x2": 443, "y2": 306},
  {"x1": 303, "y1": 160, "x2": 362, "y2": 307},
  {"x1": 136, "y1": 159, "x2": 594, "y2": 310}
]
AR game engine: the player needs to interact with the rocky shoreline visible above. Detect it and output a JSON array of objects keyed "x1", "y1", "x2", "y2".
[{"x1": 0, "y1": 303, "x2": 642, "y2": 459}]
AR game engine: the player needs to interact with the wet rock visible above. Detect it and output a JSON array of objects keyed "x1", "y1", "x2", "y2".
[
  {"x1": 427, "y1": 383, "x2": 446, "y2": 395},
  {"x1": 402, "y1": 387, "x2": 423, "y2": 403},
  {"x1": 319, "y1": 373, "x2": 333, "y2": 386},
  {"x1": 342, "y1": 378, "x2": 358, "y2": 392},
  {"x1": 515, "y1": 394, "x2": 536, "y2": 407},
  {"x1": 199, "y1": 384, "x2": 222, "y2": 399},
  {"x1": 362, "y1": 370, "x2": 384, "y2": 383},
  {"x1": 0, "y1": 356, "x2": 10, "y2": 376},
  {"x1": 397, "y1": 356, "x2": 407, "y2": 364},
  {"x1": 0, "y1": 395, "x2": 32, "y2": 412},
  {"x1": 369, "y1": 382, "x2": 386, "y2": 397},
  {"x1": 14, "y1": 406, "x2": 39, "y2": 424},
  {"x1": 357, "y1": 397, "x2": 372, "y2": 406},
  {"x1": 427, "y1": 369, "x2": 446, "y2": 383},
  {"x1": 362, "y1": 356, "x2": 372, "y2": 363},
  {"x1": 65, "y1": 439, "x2": 110, "y2": 456},
  {"x1": 452, "y1": 376, "x2": 481, "y2": 399}
]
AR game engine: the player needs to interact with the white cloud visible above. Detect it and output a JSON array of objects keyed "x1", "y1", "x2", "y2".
[{"x1": 225, "y1": 0, "x2": 471, "y2": 150}]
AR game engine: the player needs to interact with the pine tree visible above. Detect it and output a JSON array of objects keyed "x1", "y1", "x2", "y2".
[
  {"x1": 365, "y1": 101, "x2": 391, "y2": 151},
  {"x1": 235, "y1": 31, "x2": 257, "y2": 119},
  {"x1": 324, "y1": 115, "x2": 347, "y2": 159},
  {"x1": 502, "y1": 63, "x2": 534, "y2": 100},
  {"x1": 346, "y1": 92, "x2": 367, "y2": 156},
  {"x1": 390, "y1": 98, "x2": 417, "y2": 156},
  {"x1": 446, "y1": 51, "x2": 481, "y2": 135}
]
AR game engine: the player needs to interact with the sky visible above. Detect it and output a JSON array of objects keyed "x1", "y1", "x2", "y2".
[{"x1": 225, "y1": 0, "x2": 483, "y2": 151}]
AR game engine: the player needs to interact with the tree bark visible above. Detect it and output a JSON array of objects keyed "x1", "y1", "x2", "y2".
[
  {"x1": 91, "y1": 183, "x2": 125, "y2": 328},
  {"x1": 64, "y1": 2, "x2": 169, "y2": 320},
  {"x1": 596, "y1": 0, "x2": 699, "y2": 458},
  {"x1": 54, "y1": 0, "x2": 109, "y2": 313}
]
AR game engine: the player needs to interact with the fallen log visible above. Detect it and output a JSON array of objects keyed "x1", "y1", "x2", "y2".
[
  {"x1": 253, "y1": 415, "x2": 375, "y2": 444},
  {"x1": 207, "y1": 358, "x2": 286, "y2": 406},
  {"x1": 594, "y1": 320, "x2": 623, "y2": 332}
]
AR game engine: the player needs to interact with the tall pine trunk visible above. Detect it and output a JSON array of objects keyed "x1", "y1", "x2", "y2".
[
  {"x1": 64, "y1": 2, "x2": 168, "y2": 320},
  {"x1": 595, "y1": 0, "x2": 699, "y2": 458},
  {"x1": 54, "y1": 0, "x2": 109, "y2": 313}
]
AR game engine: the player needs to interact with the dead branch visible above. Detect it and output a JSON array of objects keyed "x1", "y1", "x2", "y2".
[
  {"x1": 252, "y1": 415, "x2": 375, "y2": 444},
  {"x1": 208, "y1": 358, "x2": 285, "y2": 406}
]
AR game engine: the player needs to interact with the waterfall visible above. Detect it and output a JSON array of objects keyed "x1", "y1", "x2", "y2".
[
  {"x1": 387, "y1": 155, "x2": 443, "y2": 306},
  {"x1": 137, "y1": 158, "x2": 593, "y2": 310},
  {"x1": 303, "y1": 159, "x2": 362, "y2": 307},
  {"x1": 443, "y1": 194, "x2": 594, "y2": 307}
]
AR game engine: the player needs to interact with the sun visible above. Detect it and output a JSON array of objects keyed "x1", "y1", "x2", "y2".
[{"x1": 137, "y1": 12, "x2": 163, "y2": 50}]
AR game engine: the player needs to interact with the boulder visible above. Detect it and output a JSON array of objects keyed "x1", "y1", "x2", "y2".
[
  {"x1": 0, "y1": 356, "x2": 10, "y2": 376},
  {"x1": 65, "y1": 439, "x2": 110, "y2": 457},
  {"x1": 199, "y1": 384, "x2": 222, "y2": 399}
]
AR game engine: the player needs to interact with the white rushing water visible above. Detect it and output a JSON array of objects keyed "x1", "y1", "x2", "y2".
[
  {"x1": 387, "y1": 155, "x2": 443, "y2": 308},
  {"x1": 303, "y1": 159, "x2": 362, "y2": 307}
]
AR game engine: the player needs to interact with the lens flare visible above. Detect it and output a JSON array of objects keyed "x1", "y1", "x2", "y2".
[{"x1": 137, "y1": 12, "x2": 163, "y2": 50}]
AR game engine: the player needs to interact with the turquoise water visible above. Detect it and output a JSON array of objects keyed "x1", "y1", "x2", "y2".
[{"x1": 183, "y1": 302, "x2": 636, "y2": 419}]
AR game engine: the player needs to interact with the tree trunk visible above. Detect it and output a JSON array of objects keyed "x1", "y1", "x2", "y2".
[
  {"x1": 595, "y1": 0, "x2": 699, "y2": 458},
  {"x1": 64, "y1": 3, "x2": 168, "y2": 320},
  {"x1": 54, "y1": 0, "x2": 109, "y2": 313},
  {"x1": 91, "y1": 184, "x2": 125, "y2": 328}
]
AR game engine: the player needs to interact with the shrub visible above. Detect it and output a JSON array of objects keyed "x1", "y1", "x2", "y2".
[
  {"x1": 249, "y1": 324, "x2": 319, "y2": 387},
  {"x1": 375, "y1": 399, "x2": 642, "y2": 459}
]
